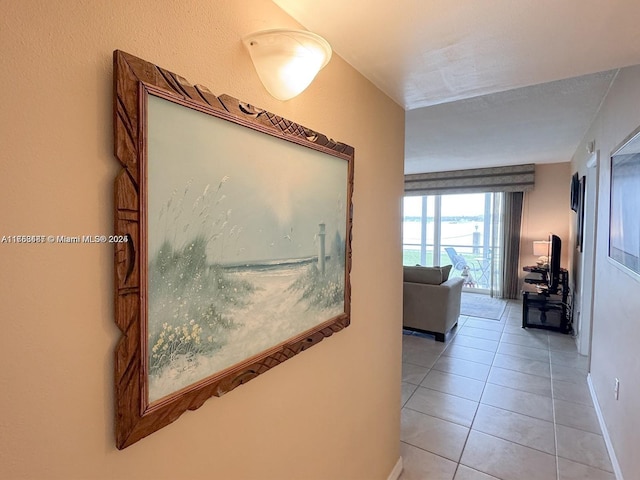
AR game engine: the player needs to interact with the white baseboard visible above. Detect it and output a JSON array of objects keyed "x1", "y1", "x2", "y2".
[
  {"x1": 587, "y1": 373, "x2": 624, "y2": 480},
  {"x1": 387, "y1": 456, "x2": 403, "y2": 480}
]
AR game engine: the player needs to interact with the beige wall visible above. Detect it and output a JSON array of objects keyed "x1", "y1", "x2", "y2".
[
  {"x1": 519, "y1": 163, "x2": 571, "y2": 285},
  {"x1": 0, "y1": 1, "x2": 405, "y2": 479},
  {"x1": 570, "y1": 65, "x2": 640, "y2": 479}
]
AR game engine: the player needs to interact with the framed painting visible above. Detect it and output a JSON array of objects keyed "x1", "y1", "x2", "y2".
[
  {"x1": 609, "y1": 127, "x2": 640, "y2": 277},
  {"x1": 113, "y1": 50, "x2": 354, "y2": 449}
]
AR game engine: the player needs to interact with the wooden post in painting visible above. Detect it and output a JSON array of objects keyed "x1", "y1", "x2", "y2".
[{"x1": 318, "y1": 223, "x2": 326, "y2": 274}]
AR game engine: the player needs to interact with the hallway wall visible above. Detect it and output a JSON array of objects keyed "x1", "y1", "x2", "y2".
[
  {"x1": 0, "y1": 1, "x2": 405, "y2": 479},
  {"x1": 571, "y1": 65, "x2": 640, "y2": 479}
]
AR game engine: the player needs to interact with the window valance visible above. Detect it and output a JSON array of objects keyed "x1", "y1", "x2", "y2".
[{"x1": 404, "y1": 164, "x2": 535, "y2": 196}]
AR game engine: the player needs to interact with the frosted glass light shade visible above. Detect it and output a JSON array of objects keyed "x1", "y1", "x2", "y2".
[{"x1": 243, "y1": 29, "x2": 332, "y2": 101}]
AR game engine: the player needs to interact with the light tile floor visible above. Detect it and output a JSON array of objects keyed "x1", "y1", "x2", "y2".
[{"x1": 400, "y1": 299, "x2": 615, "y2": 480}]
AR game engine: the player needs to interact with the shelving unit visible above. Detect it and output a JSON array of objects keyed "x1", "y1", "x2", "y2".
[{"x1": 522, "y1": 266, "x2": 571, "y2": 334}]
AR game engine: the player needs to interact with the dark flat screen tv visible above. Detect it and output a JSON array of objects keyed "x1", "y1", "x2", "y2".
[{"x1": 547, "y1": 234, "x2": 562, "y2": 293}]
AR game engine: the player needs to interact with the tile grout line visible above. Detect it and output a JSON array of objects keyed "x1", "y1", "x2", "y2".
[
  {"x1": 400, "y1": 324, "x2": 468, "y2": 475},
  {"x1": 404, "y1": 301, "x2": 589, "y2": 479},
  {"x1": 402, "y1": 317, "x2": 479, "y2": 478},
  {"x1": 548, "y1": 334, "x2": 561, "y2": 480},
  {"x1": 450, "y1": 306, "x2": 508, "y2": 479},
  {"x1": 398, "y1": 440, "x2": 466, "y2": 470},
  {"x1": 401, "y1": 326, "x2": 460, "y2": 410},
  {"x1": 402, "y1": 405, "x2": 474, "y2": 430},
  {"x1": 425, "y1": 349, "x2": 566, "y2": 426}
]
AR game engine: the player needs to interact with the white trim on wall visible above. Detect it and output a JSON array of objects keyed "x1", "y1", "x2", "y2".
[
  {"x1": 387, "y1": 456, "x2": 403, "y2": 480},
  {"x1": 588, "y1": 374, "x2": 624, "y2": 480},
  {"x1": 577, "y1": 151, "x2": 599, "y2": 358}
]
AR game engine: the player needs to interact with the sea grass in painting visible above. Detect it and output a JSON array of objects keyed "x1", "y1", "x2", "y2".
[{"x1": 146, "y1": 95, "x2": 348, "y2": 401}]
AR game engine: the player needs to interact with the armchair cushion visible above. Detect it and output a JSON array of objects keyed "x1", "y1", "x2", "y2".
[
  {"x1": 403, "y1": 265, "x2": 454, "y2": 284},
  {"x1": 403, "y1": 266, "x2": 442, "y2": 285},
  {"x1": 440, "y1": 264, "x2": 453, "y2": 281}
]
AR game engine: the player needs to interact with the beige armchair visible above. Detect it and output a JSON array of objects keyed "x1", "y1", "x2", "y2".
[{"x1": 403, "y1": 266, "x2": 464, "y2": 342}]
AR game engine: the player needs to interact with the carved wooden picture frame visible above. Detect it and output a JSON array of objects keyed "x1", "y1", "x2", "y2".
[{"x1": 113, "y1": 50, "x2": 354, "y2": 449}]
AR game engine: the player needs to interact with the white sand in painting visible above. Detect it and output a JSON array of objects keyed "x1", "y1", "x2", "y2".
[{"x1": 149, "y1": 263, "x2": 342, "y2": 401}]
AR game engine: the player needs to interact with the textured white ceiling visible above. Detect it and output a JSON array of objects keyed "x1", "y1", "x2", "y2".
[
  {"x1": 405, "y1": 70, "x2": 617, "y2": 173},
  {"x1": 273, "y1": 0, "x2": 640, "y2": 172}
]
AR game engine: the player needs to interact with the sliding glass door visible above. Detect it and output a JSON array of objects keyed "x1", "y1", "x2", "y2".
[
  {"x1": 403, "y1": 192, "x2": 501, "y2": 292},
  {"x1": 402, "y1": 195, "x2": 435, "y2": 266}
]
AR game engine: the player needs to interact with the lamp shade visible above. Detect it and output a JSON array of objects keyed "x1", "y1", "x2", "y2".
[
  {"x1": 533, "y1": 241, "x2": 549, "y2": 256},
  {"x1": 243, "y1": 29, "x2": 332, "y2": 101},
  {"x1": 533, "y1": 240, "x2": 550, "y2": 266}
]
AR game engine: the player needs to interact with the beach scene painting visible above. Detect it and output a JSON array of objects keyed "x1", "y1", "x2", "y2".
[{"x1": 146, "y1": 94, "x2": 349, "y2": 403}]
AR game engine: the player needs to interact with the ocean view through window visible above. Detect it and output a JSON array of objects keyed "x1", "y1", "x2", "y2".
[{"x1": 403, "y1": 193, "x2": 500, "y2": 291}]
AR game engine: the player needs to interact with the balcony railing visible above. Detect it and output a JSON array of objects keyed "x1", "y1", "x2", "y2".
[{"x1": 403, "y1": 243, "x2": 492, "y2": 290}]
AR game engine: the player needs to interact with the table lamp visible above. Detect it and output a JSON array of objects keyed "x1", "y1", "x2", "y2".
[{"x1": 533, "y1": 241, "x2": 550, "y2": 267}]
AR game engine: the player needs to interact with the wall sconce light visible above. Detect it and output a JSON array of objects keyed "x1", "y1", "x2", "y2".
[
  {"x1": 243, "y1": 29, "x2": 332, "y2": 101},
  {"x1": 533, "y1": 241, "x2": 550, "y2": 266}
]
